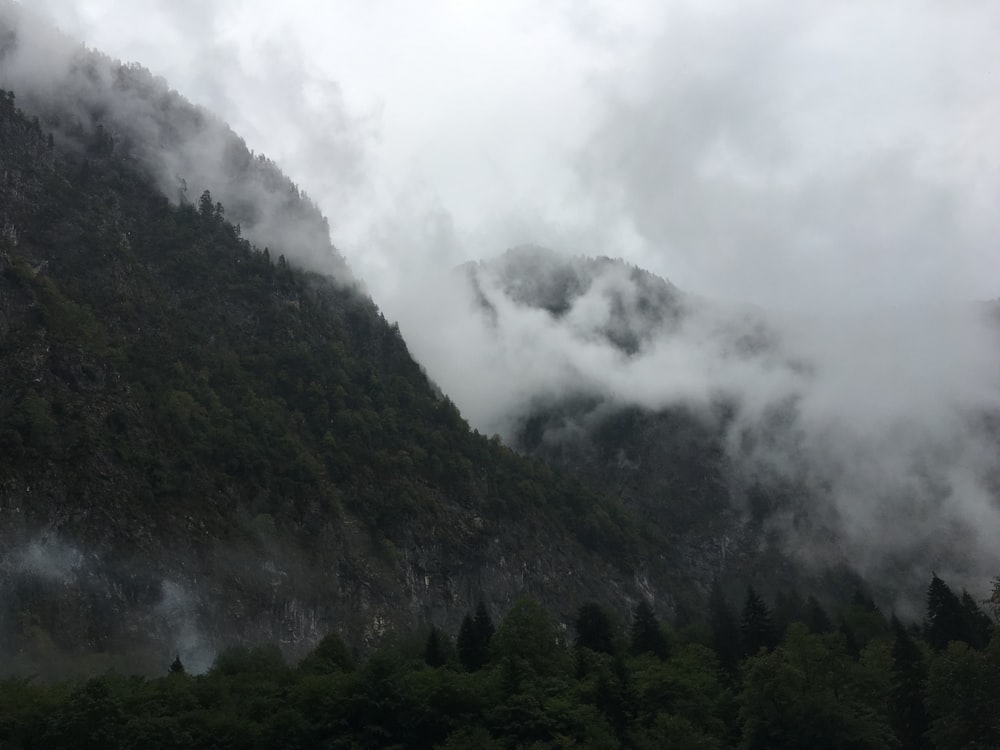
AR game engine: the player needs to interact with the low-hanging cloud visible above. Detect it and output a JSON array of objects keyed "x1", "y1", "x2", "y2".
[
  {"x1": 393, "y1": 248, "x2": 1000, "y2": 602},
  {"x1": 0, "y1": 1, "x2": 366, "y2": 282}
]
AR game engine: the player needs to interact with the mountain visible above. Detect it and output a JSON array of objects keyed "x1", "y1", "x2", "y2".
[
  {"x1": 417, "y1": 245, "x2": 1000, "y2": 615},
  {"x1": 463, "y1": 245, "x2": 686, "y2": 355},
  {"x1": 455, "y1": 249, "x2": 842, "y2": 606},
  {"x1": 0, "y1": 6, "x2": 681, "y2": 676}
]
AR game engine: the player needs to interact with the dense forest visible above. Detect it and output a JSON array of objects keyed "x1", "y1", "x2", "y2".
[
  {"x1": 0, "y1": 17, "x2": 672, "y2": 670},
  {"x1": 1, "y1": 574, "x2": 998, "y2": 749}
]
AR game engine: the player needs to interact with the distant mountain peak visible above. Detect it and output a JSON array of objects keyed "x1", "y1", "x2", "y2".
[{"x1": 464, "y1": 246, "x2": 686, "y2": 355}]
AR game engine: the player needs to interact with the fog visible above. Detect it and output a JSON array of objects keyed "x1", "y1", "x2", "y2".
[
  {"x1": 0, "y1": 1, "x2": 357, "y2": 282},
  {"x1": 8, "y1": 1, "x2": 1000, "y2": 596},
  {"x1": 395, "y1": 251, "x2": 1000, "y2": 601}
]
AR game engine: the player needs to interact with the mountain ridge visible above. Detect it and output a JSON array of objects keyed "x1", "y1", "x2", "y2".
[{"x1": 0, "y1": 10, "x2": 683, "y2": 675}]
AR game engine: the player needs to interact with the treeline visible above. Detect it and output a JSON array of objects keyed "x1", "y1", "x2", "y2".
[{"x1": 2, "y1": 574, "x2": 998, "y2": 749}]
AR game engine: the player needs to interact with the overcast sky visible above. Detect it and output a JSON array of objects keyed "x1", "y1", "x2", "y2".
[{"x1": 28, "y1": 0, "x2": 1000, "y2": 314}]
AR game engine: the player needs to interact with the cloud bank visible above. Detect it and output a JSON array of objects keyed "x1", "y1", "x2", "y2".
[{"x1": 393, "y1": 249, "x2": 1000, "y2": 602}]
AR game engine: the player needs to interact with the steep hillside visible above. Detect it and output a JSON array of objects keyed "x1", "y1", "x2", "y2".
[
  {"x1": 0, "y1": 14, "x2": 674, "y2": 676},
  {"x1": 462, "y1": 253, "x2": 815, "y2": 598},
  {"x1": 430, "y1": 246, "x2": 1000, "y2": 615}
]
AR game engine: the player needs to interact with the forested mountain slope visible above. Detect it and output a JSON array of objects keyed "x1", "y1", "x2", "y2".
[
  {"x1": 435, "y1": 245, "x2": 1000, "y2": 616},
  {"x1": 0, "y1": 10, "x2": 672, "y2": 675}
]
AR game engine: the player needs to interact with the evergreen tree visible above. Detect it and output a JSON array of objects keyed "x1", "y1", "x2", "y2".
[
  {"x1": 457, "y1": 615, "x2": 480, "y2": 671},
  {"x1": 740, "y1": 587, "x2": 776, "y2": 658},
  {"x1": 772, "y1": 589, "x2": 805, "y2": 641},
  {"x1": 575, "y1": 602, "x2": 615, "y2": 655},
  {"x1": 474, "y1": 601, "x2": 495, "y2": 644},
  {"x1": 926, "y1": 640, "x2": 1000, "y2": 748},
  {"x1": 960, "y1": 590, "x2": 993, "y2": 650},
  {"x1": 839, "y1": 617, "x2": 861, "y2": 660},
  {"x1": 457, "y1": 602, "x2": 495, "y2": 671},
  {"x1": 804, "y1": 595, "x2": 832, "y2": 634},
  {"x1": 630, "y1": 599, "x2": 668, "y2": 659},
  {"x1": 425, "y1": 627, "x2": 447, "y2": 668},
  {"x1": 842, "y1": 589, "x2": 890, "y2": 651},
  {"x1": 490, "y1": 597, "x2": 568, "y2": 683},
  {"x1": 987, "y1": 576, "x2": 1000, "y2": 623},
  {"x1": 926, "y1": 574, "x2": 966, "y2": 651},
  {"x1": 168, "y1": 655, "x2": 185, "y2": 675},
  {"x1": 709, "y1": 580, "x2": 742, "y2": 673},
  {"x1": 298, "y1": 632, "x2": 355, "y2": 674},
  {"x1": 198, "y1": 189, "x2": 214, "y2": 217},
  {"x1": 889, "y1": 616, "x2": 930, "y2": 749}
]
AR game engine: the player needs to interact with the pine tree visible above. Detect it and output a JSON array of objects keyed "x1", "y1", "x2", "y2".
[
  {"x1": 474, "y1": 601, "x2": 496, "y2": 644},
  {"x1": 708, "y1": 580, "x2": 742, "y2": 673},
  {"x1": 457, "y1": 602, "x2": 495, "y2": 671},
  {"x1": 424, "y1": 627, "x2": 446, "y2": 668},
  {"x1": 889, "y1": 616, "x2": 930, "y2": 749},
  {"x1": 987, "y1": 576, "x2": 1000, "y2": 623},
  {"x1": 804, "y1": 595, "x2": 832, "y2": 634},
  {"x1": 926, "y1": 574, "x2": 966, "y2": 651},
  {"x1": 843, "y1": 589, "x2": 890, "y2": 650},
  {"x1": 840, "y1": 617, "x2": 861, "y2": 659},
  {"x1": 168, "y1": 654, "x2": 185, "y2": 676},
  {"x1": 740, "y1": 586, "x2": 776, "y2": 658},
  {"x1": 299, "y1": 632, "x2": 355, "y2": 674},
  {"x1": 457, "y1": 614, "x2": 479, "y2": 671},
  {"x1": 960, "y1": 590, "x2": 993, "y2": 650},
  {"x1": 772, "y1": 589, "x2": 805, "y2": 641},
  {"x1": 630, "y1": 599, "x2": 668, "y2": 659},
  {"x1": 198, "y1": 189, "x2": 214, "y2": 217},
  {"x1": 575, "y1": 602, "x2": 615, "y2": 655}
]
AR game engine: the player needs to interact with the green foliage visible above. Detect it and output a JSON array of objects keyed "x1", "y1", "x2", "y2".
[
  {"x1": 630, "y1": 599, "x2": 668, "y2": 660},
  {"x1": 298, "y1": 632, "x2": 355, "y2": 675},
  {"x1": 491, "y1": 597, "x2": 569, "y2": 685},
  {"x1": 424, "y1": 627, "x2": 449, "y2": 668},
  {"x1": 169, "y1": 655, "x2": 186, "y2": 676},
  {"x1": 803, "y1": 595, "x2": 833, "y2": 634},
  {"x1": 960, "y1": 590, "x2": 993, "y2": 650},
  {"x1": 709, "y1": 580, "x2": 742, "y2": 675},
  {"x1": 841, "y1": 590, "x2": 890, "y2": 654},
  {"x1": 987, "y1": 576, "x2": 1000, "y2": 622},
  {"x1": 457, "y1": 603, "x2": 495, "y2": 672},
  {"x1": 926, "y1": 574, "x2": 970, "y2": 651},
  {"x1": 631, "y1": 644, "x2": 730, "y2": 746},
  {"x1": 925, "y1": 639, "x2": 1000, "y2": 748},
  {"x1": 739, "y1": 624, "x2": 894, "y2": 749},
  {"x1": 889, "y1": 616, "x2": 930, "y2": 750},
  {"x1": 739, "y1": 587, "x2": 776, "y2": 658},
  {"x1": 210, "y1": 644, "x2": 288, "y2": 679},
  {"x1": 0, "y1": 589, "x2": 996, "y2": 748},
  {"x1": 574, "y1": 602, "x2": 616, "y2": 656}
]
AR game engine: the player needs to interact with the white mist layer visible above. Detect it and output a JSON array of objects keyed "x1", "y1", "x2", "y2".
[{"x1": 392, "y1": 254, "x2": 1000, "y2": 596}]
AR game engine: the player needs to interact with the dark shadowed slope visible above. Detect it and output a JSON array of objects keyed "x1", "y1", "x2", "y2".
[{"x1": 0, "y1": 11, "x2": 678, "y2": 676}]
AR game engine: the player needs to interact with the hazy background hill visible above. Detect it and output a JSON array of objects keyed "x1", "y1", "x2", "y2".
[{"x1": 393, "y1": 245, "x2": 1000, "y2": 618}]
